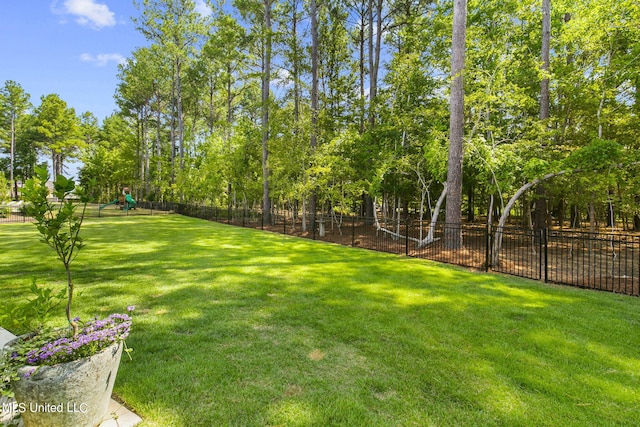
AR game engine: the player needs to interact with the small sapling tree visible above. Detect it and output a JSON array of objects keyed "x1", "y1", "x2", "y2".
[{"x1": 22, "y1": 166, "x2": 89, "y2": 336}]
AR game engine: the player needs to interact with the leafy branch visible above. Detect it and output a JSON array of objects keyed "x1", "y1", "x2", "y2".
[{"x1": 22, "y1": 166, "x2": 90, "y2": 336}]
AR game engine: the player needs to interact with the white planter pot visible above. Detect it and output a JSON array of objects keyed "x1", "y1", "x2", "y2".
[{"x1": 11, "y1": 342, "x2": 123, "y2": 427}]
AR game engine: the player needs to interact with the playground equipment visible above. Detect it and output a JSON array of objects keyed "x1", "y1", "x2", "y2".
[{"x1": 99, "y1": 187, "x2": 137, "y2": 212}]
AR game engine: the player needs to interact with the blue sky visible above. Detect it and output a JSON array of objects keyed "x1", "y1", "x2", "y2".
[
  {"x1": 0, "y1": 1, "x2": 147, "y2": 122},
  {"x1": 0, "y1": 1, "x2": 209, "y2": 177}
]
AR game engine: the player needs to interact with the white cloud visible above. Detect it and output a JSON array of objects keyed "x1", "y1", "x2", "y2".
[
  {"x1": 81, "y1": 53, "x2": 126, "y2": 67},
  {"x1": 273, "y1": 69, "x2": 293, "y2": 89},
  {"x1": 195, "y1": 0, "x2": 212, "y2": 17},
  {"x1": 63, "y1": 0, "x2": 116, "y2": 29}
]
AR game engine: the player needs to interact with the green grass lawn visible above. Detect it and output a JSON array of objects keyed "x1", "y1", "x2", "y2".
[{"x1": 1, "y1": 215, "x2": 640, "y2": 426}]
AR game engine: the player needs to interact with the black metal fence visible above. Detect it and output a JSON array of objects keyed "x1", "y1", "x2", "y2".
[
  {"x1": 160, "y1": 204, "x2": 640, "y2": 297},
  {"x1": 0, "y1": 203, "x2": 31, "y2": 223},
  {"x1": 4, "y1": 201, "x2": 638, "y2": 297},
  {"x1": 491, "y1": 227, "x2": 544, "y2": 280},
  {"x1": 93, "y1": 201, "x2": 173, "y2": 218},
  {"x1": 546, "y1": 229, "x2": 639, "y2": 296},
  {"x1": 0, "y1": 211, "x2": 31, "y2": 223},
  {"x1": 1, "y1": 201, "x2": 174, "y2": 222}
]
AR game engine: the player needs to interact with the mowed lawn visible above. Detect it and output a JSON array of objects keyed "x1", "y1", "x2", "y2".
[{"x1": 1, "y1": 215, "x2": 639, "y2": 426}]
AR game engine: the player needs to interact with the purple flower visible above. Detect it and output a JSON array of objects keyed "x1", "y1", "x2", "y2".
[
  {"x1": 19, "y1": 310, "x2": 132, "y2": 366},
  {"x1": 127, "y1": 305, "x2": 135, "y2": 312}
]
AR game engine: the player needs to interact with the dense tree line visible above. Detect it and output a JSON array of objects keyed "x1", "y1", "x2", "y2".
[
  {"x1": 2, "y1": 0, "x2": 640, "y2": 234},
  {"x1": 0, "y1": 82, "x2": 90, "y2": 200}
]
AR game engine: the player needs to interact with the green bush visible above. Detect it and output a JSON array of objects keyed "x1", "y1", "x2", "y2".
[{"x1": 0, "y1": 280, "x2": 66, "y2": 336}]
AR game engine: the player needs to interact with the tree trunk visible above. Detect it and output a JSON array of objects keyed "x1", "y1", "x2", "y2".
[
  {"x1": 10, "y1": 115, "x2": 15, "y2": 199},
  {"x1": 607, "y1": 197, "x2": 615, "y2": 230},
  {"x1": 418, "y1": 183, "x2": 448, "y2": 248},
  {"x1": 262, "y1": 0, "x2": 273, "y2": 224},
  {"x1": 570, "y1": 204, "x2": 580, "y2": 228},
  {"x1": 169, "y1": 74, "x2": 177, "y2": 189},
  {"x1": 540, "y1": 0, "x2": 551, "y2": 121},
  {"x1": 534, "y1": 0, "x2": 551, "y2": 233},
  {"x1": 533, "y1": 188, "x2": 547, "y2": 230},
  {"x1": 357, "y1": 6, "x2": 366, "y2": 133},
  {"x1": 367, "y1": 0, "x2": 383, "y2": 128},
  {"x1": 467, "y1": 181, "x2": 475, "y2": 222},
  {"x1": 588, "y1": 195, "x2": 596, "y2": 233},
  {"x1": 363, "y1": 194, "x2": 374, "y2": 224},
  {"x1": 414, "y1": 163, "x2": 430, "y2": 240},
  {"x1": 225, "y1": 64, "x2": 234, "y2": 211},
  {"x1": 176, "y1": 59, "x2": 185, "y2": 172},
  {"x1": 309, "y1": 0, "x2": 319, "y2": 232},
  {"x1": 557, "y1": 198, "x2": 565, "y2": 228},
  {"x1": 155, "y1": 104, "x2": 162, "y2": 197},
  {"x1": 492, "y1": 170, "x2": 567, "y2": 267},
  {"x1": 444, "y1": 0, "x2": 467, "y2": 249},
  {"x1": 52, "y1": 151, "x2": 64, "y2": 178},
  {"x1": 487, "y1": 194, "x2": 494, "y2": 229}
]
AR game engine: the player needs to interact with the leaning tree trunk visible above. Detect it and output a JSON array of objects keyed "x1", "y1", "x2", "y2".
[
  {"x1": 492, "y1": 171, "x2": 567, "y2": 267},
  {"x1": 418, "y1": 183, "x2": 448, "y2": 248}
]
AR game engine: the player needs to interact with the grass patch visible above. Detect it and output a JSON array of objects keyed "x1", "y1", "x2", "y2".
[{"x1": 1, "y1": 215, "x2": 640, "y2": 426}]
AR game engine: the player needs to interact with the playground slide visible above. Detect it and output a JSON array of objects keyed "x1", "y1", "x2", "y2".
[
  {"x1": 99, "y1": 195, "x2": 136, "y2": 212},
  {"x1": 98, "y1": 199, "x2": 119, "y2": 211},
  {"x1": 125, "y1": 194, "x2": 137, "y2": 210}
]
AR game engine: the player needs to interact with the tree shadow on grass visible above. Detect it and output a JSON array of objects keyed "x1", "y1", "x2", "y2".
[{"x1": 2, "y1": 215, "x2": 640, "y2": 426}]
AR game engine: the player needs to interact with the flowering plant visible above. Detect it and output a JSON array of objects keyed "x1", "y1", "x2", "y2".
[
  {"x1": 23, "y1": 311, "x2": 133, "y2": 367},
  {"x1": 2, "y1": 309, "x2": 133, "y2": 393},
  {"x1": 0, "y1": 168, "x2": 134, "y2": 398}
]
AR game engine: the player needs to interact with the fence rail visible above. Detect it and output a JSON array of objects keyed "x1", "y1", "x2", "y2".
[
  {"x1": 4, "y1": 202, "x2": 638, "y2": 297},
  {"x1": 546, "y1": 229, "x2": 639, "y2": 296},
  {"x1": 163, "y1": 204, "x2": 639, "y2": 297},
  {"x1": 0, "y1": 211, "x2": 31, "y2": 223}
]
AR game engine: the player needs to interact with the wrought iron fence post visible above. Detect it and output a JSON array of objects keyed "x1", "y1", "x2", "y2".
[
  {"x1": 351, "y1": 215, "x2": 355, "y2": 246},
  {"x1": 147, "y1": 200, "x2": 640, "y2": 297},
  {"x1": 536, "y1": 228, "x2": 542, "y2": 281},
  {"x1": 485, "y1": 223, "x2": 491, "y2": 272},
  {"x1": 544, "y1": 228, "x2": 549, "y2": 283},
  {"x1": 312, "y1": 215, "x2": 316, "y2": 240},
  {"x1": 405, "y1": 218, "x2": 410, "y2": 256}
]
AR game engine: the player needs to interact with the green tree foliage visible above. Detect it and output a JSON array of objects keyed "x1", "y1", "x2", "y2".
[
  {"x1": 133, "y1": 0, "x2": 208, "y2": 190},
  {"x1": 22, "y1": 166, "x2": 90, "y2": 336},
  {"x1": 31, "y1": 94, "x2": 83, "y2": 178},
  {"x1": 66, "y1": 0, "x2": 640, "y2": 231},
  {"x1": 0, "y1": 172, "x2": 8, "y2": 204},
  {"x1": 79, "y1": 114, "x2": 137, "y2": 202},
  {"x1": 0, "y1": 80, "x2": 31, "y2": 198}
]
